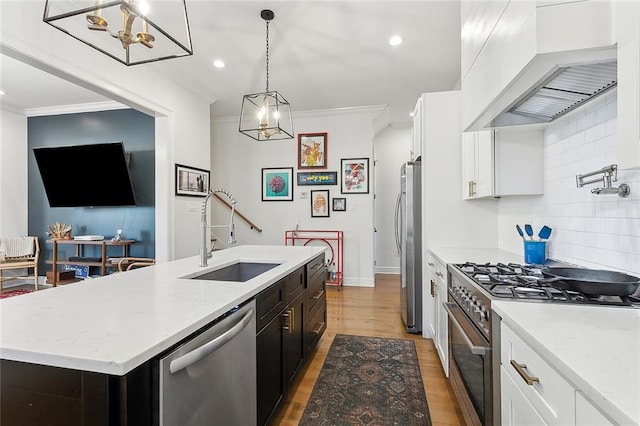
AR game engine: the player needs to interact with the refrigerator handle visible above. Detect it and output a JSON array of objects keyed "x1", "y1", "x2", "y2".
[{"x1": 394, "y1": 192, "x2": 401, "y2": 254}]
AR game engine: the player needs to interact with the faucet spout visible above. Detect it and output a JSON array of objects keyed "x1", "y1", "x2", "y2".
[{"x1": 200, "y1": 188, "x2": 237, "y2": 267}]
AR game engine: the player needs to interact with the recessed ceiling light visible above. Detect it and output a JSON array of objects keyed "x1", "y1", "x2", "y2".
[
  {"x1": 213, "y1": 59, "x2": 225, "y2": 68},
  {"x1": 389, "y1": 35, "x2": 403, "y2": 46},
  {"x1": 409, "y1": 111, "x2": 415, "y2": 117}
]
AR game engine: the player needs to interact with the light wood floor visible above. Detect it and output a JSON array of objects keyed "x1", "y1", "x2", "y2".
[{"x1": 273, "y1": 274, "x2": 465, "y2": 425}]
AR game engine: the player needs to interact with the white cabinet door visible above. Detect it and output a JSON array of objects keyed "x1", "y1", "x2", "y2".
[
  {"x1": 461, "y1": 130, "x2": 494, "y2": 198},
  {"x1": 575, "y1": 392, "x2": 613, "y2": 426},
  {"x1": 475, "y1": 130, "x2": 494, "y2": 197},
  {"x1": 412, "y1": 97, "x2": 423, "y2": 160},
  {"x1": 434, "y1": 267, "x2": 448, "y2": 376},
  {"x1": 426, "y1": 263, "x2": 437, "y2": 338},
  {"x1": 615, "y1": 0, "x2": 640, "y2": 170},
  {"x1": 501, "y1": 365, "x2": 548, "y2": 426}
]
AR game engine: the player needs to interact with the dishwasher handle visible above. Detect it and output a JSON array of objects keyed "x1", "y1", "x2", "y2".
[{"x1": 169, "y1": 307, "x2": 254, "y2": 374}]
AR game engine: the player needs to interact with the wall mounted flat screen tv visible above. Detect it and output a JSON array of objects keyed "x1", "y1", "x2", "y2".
[{"x1": 33, "y1": 142, "x2": 136, "y2": 207}]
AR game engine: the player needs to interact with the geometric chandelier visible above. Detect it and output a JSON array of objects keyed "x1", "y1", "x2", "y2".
[
  {"x1": 43, "y1": 0, "x2": 193, "y2": 66},
  {"x1": 239, "y1": 9, "x2": 293, "y2": 141}
]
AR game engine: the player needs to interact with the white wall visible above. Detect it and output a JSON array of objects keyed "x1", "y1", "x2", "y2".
[
  {"x1": 0, "y1": 107, "x2": 27, "y2": 236},
  {"x1": 374, "y1": 126, "x2": 412, "y2": 274},
  {"x1": 498, "y1": 90, "x2": 640, "y2": 275},
  {"x1": 0, "y1": 1, "x2": 212, "y2": 261},
  {"x1": 211, "y1": 107, "x2": 383, "y2": 287}
]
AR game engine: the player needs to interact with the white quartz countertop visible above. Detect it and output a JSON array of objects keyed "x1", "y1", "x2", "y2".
[
  {"x1": 493, "y1": 301, "x2": 640, "y2": 425},
  {"x1": 0, "y1": 245, "x2": 325, "y2": 376},
  {"x1": 429, "y1": 247, "x2": 523, "y2": 265}
]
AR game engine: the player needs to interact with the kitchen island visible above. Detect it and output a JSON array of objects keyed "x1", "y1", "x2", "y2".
[
  {"x1": 0, "y1": 245, "x2": 326, "y2": 425},
  {"x1": 494, "y1": 300, "x2": 639, "y2": 425}
]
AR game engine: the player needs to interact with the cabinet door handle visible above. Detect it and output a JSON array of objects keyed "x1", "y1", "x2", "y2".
[
  {"x1": 510, "y1": 360, "x2": 540, "y2": 385},
  {"x1": 468, "y1": 180, "x2": 473, "y2": 197},
  {"x1": 291, "y1": 307, "x2": 295, "y2": 333},
  {"x1": 471, "y1": 180, "x2": 477, "y2": 196},
  {"x1": 282, "y1": 310, "x2": 291, "y2": 332},
  {"x1": 435, "y1": 271, "x2": 444, "y2": 278},
  {"x1": 312, "y1": 290, "x2": 325, "y2": 301},
  {"x1": 427, "y1": 262, "x2": 435, "y2": 267},
  {"x1": 312, "y1": 321, "x2": 325, "y2": 334},
  {"x1": 430, "y1": 279, "x2": 435, "y2": 297}
]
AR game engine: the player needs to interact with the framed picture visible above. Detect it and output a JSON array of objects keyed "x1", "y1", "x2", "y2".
[
  {"x1": 341, "y1": 158, "x2": 369, "y2": 194},
  {"x1": 332, "y1": 197, "x2": 347, "y2": 212},
  {"x1": 298, "y1": 132, "x2": 328, "y2": 169},
  {"x1": 310, "y1": 190, "x2": 330, "y2": 217},
  {"x1": 175, "y1": 163, "x2": 210, "y2": 197},
  {"x1": 262, "y1": 167, "x2": 294, "y2": 201},
  {"x1": 297, "y1": 171, "x2": 338, "y2": 186}
]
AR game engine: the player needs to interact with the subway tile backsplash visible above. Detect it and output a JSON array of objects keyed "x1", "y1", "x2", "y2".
[{"x1": 498, "y1": 90, "x2": 640, "y2": 275}]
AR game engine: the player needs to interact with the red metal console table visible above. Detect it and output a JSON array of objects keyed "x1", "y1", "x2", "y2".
[{"x1": 284, "y1": 230, "x2": 343, "y2": 287}]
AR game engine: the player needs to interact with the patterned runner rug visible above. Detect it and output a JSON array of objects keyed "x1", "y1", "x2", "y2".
[
  {"x1": 0, "y1": 289, "x2": 33, "y2": 299},
  {"x1": 300, "y1": 334, "x2": 432, "y2": 426}
]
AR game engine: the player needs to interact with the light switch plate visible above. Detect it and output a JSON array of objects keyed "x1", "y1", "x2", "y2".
[{"x1": 300, "y1": 191, "x2": 307, "y2": 199}]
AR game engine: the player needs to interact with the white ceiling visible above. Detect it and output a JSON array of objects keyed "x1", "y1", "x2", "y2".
[{"x1": 1, "y1": 1, "x2": 461, "y2": 127}]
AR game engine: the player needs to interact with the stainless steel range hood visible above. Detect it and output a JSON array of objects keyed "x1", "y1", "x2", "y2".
[{"x1": 490, "y1": 61, "x2": 617, "y2": 128}]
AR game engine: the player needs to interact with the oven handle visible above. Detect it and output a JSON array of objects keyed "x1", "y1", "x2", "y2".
[{"x1": 444, "y1": 302, "x2": 491, "y2": 356}]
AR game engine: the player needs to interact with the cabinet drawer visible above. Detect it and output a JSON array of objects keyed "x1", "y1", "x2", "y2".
[
  {"x1": 256, "y1": 279, "x2": 286, "y2": 332},
  {"x1": 306, "y1": 268, "x2": 326, "y2": 313},
  {"x1": 305, "y1": 299, "x2": 326, "y2": 353},
  {"x1": 305, "y1": 255, "x2": 325, "y2": 279},
  {"x1": 284, "y1": 267, "x2": 305, "y2": 300},
  {"x1": 500, "y1": 323, "x2": 575, "y2": 425}
]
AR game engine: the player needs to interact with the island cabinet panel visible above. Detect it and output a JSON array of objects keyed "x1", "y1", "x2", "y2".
[
  {"x1": 0, "y1": 359, "x2": 152, "y2": 426},
  {"x1": 256, "y1": 255, "x2": 326, "y2": 426}
]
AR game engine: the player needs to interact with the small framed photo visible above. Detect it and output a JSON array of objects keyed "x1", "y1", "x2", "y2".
[
  {"x1": 298, "y1": 132, "x2": 328, "y2": 169},
  {"x1": 262, "y1": 167, "x2": 294, "y2": 201},
  {"x1": 332, "y1": 197, "x2": 347, "y2": 212},
  {"x1": 175, "y1": 164, "x2": 210, "y2": 197},
  {"x1": 341, "y1": 158, "x2": 369, "y2": 194},
  {"x1": 310, "y1": 190, "x2": 330, "y2": 217}
]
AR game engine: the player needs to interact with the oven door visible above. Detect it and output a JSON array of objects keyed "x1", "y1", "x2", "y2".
[{"x1": 444, "y1": 300, "x2": 493, "y2": 426}]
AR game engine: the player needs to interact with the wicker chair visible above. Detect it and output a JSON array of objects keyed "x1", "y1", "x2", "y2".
[
  {"x1": 116, "y1": 257, "x2": 156, "y2": 272},
  {"x1": 0, "y1": 237, "x2": 40, "y2": 290}
]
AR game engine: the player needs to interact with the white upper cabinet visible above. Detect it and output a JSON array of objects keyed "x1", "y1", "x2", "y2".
[
  {"x1": 461, "y1": 0, "x2": 616, "y2": 132},
  {"x1": 463, "y1": 129, "x2": 543, "y2": 199},
  {"x1": 614, "y1": 0, "x2": 640, "y2": 170},
  {"x1": 412, "y1": 97, "x2": 423, "y2": 160}
]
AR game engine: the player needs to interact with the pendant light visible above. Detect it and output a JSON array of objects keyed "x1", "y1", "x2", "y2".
[
  {"x1": 43, "y1": 0, "x2": 193, "y2": 66},
  {"x1": 239, "y1": 9, "x2": 293, "y2": 141}
]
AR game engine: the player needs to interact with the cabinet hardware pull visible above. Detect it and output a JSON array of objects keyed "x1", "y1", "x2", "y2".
[
  {"x1": 468, "y1": 181, "x2": 473, "y2": 197},
  {"x1": 510, "y1": 360, "x2": 539, "y2": 385},
  {"x1": 435, "y1": 271, "x2": 443, "y2": 278},
  {"x1": 430, "y1": 280, "x2": 435, "y2": 297},
  {"x1": 428, "y1": 262, "x2": 435, "y2": 267},
  {"x1": 291, "y1": 307, "x2": 295, "y2": 333},
  {"x1": 282, "y1": 311, "x2": 291, "y2": 331},
  {"x1": 312, "y1": 290, "x2": 325, "y2": 301},
  {"x1": 312, "y1": 321, "x2": 325, "y2": 334},
  {"x1": 471, "y1": 180, "x2": 477, "y2": 196}
]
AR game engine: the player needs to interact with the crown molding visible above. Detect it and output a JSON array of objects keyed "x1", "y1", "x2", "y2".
[{"x1": 25, "y1": 101, "x2": 128, "y2": 117}]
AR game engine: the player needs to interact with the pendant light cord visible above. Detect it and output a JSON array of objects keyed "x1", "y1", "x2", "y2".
[{"x1": 265, "y1": 18, "x2": 270, "y2": 93}]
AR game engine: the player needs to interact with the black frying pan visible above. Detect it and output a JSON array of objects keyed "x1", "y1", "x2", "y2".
[{"x1": 539, "y1": 267, "x2": 640, "y2": 296}]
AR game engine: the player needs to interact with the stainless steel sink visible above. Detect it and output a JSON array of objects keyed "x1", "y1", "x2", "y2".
[{"x1": 187, "y1": 262, "x2": 281, "y2": 282}]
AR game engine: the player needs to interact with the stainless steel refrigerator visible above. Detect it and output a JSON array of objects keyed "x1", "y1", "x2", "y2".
[{"x1": 395, "y1": 160, "x2": 422, "y2": 334}]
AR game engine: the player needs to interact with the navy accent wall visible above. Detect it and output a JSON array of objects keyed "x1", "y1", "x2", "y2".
[{"x1": 28, "y1": 109, "x2": 155, "y2": 276}]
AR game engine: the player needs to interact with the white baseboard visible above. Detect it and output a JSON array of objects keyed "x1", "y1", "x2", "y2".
[
  {"x1": 340, "y1": 276, "x2": 375, "y2": 287},
  {"x1": 375, "y1": 267, "x2": 400, "y2": 274}
]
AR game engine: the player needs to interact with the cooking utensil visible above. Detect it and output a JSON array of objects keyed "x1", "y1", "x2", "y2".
[
  {"x1": 538, "y1": 225, "x2": 552, "y2": 241},
  {"x1": 524, "y1": 224, "x2": 534, "y2": 240},
  {"x1": 539, "y1": 267, "x2": 640, "y2": 296},
  {"x1": 516, "y1": 225, "x2": 526, "y2": 241}
]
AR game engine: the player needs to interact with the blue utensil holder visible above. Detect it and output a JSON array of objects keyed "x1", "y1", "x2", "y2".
[{"x1": 524, "y1": 241, "x2": 546, "y2": 265}]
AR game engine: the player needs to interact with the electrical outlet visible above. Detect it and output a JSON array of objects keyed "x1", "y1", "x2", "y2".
[{"x1": 300, "y1": 191, "x2": 307, "y2": 199}]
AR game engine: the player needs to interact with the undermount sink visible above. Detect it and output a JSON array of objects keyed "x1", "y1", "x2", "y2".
[{"x1": 187, "y1": 262, "x2": 281, "y2": 282}]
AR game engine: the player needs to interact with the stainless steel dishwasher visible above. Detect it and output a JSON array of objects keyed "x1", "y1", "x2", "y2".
[{"x1": 158, "y1": 300, "x2": 256, "y2": 425}]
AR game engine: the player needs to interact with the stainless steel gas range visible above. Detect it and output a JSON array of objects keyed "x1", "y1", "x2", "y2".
[{"x1": 445, "y1": 262, "x2": 639, "y2": 426}]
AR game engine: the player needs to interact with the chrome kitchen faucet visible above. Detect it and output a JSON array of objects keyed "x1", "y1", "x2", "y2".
[{"x1": 200, "y1": 189, "x2": 237, "y2": 267}]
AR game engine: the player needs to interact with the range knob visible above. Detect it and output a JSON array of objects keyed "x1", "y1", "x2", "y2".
[{"x1": 473, "y1": 307, "x2": 489, "y2": 322}]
